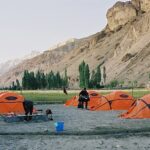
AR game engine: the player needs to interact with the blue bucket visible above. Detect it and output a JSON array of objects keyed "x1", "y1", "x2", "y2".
[{"x1": 55, "y1": 121, "x2": 64, "y2": 132}]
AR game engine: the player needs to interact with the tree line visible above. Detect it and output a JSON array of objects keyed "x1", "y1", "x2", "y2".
[{"x1": 10, "y1": 69, "x2": 68, "y2": 90}]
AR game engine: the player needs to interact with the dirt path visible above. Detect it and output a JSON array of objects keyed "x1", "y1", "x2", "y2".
[{"x1": 0, "y1": 105, "x2": 150, "y2": 149}]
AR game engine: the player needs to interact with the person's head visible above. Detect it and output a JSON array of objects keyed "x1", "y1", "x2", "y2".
[{"x1": 83, "y1": 87, "x2": 86, "y2": 90}]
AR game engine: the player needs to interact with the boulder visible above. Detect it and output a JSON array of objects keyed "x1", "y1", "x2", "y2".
[{"x1": 107, "y1": 2, "x2": 137, "y2": 31}]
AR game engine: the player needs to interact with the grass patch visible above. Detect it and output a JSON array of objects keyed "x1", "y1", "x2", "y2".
[
  {"x1": 1, "y1": 89, "x2": 150, "y2": 104},
  {"x1": 20, "y1": 91, "x2": 77, "y2": 104}
]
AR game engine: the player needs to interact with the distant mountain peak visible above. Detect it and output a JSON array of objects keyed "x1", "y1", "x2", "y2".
[
  {"x1": 48, "y1": 38, "x2": 77, "y2": 51},
  {"x1": 23, "y1": 50, "x2": 41, "y2": 60},
  {"x1": 0, "y1": 50, "x2": 41, "y2": 77}
]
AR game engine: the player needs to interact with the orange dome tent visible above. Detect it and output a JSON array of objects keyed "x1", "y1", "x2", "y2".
[
  {"x1": 90, "y1": 91, "x2": 135, "y2": 111},
  {"x1": 65, "y1": 90, "x2": 102, "y2": 108},
  {"x1": 0, "y1": 92, "x2": 25, "y2": 114},
  {"x1": 120, "y1": 94, "x2": 150, "y2": 119}
]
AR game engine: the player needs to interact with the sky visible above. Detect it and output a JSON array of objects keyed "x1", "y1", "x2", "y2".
[{"x1": 0, "y1": 0, "x2": 127, "y2": 63}]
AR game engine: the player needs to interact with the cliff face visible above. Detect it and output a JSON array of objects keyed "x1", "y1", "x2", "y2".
[
  {"x1": 1, "y1": 0, "x2": 150, "y2": 88},
  {"x1": 138, "y1": 0, "x2": 150, "y2": 12},
  {"x1": 107, "y1": 1, "x2": 137, "y2": 31},
  {"x1": 107, "y1": 0, "x2": 150, "y2": 31}
]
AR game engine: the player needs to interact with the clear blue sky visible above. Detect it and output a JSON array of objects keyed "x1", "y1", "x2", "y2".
[{"x1": 0, "y1": 0, "x2": 127, "y2": 63}]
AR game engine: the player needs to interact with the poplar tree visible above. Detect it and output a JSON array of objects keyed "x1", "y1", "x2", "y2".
[
  {"x1": 103, "y1": 66, "x2": 106, "y2": 84},
  {"x1": 41, "y1": 72, "x2": 46, "y2": 89},
  {"x1": 96, "y1": 65, "x2": 101, "y2": 88},
  {"x1": 79, "y1": 60, "x2": 85, "y2": 88},
  {"x1": 64, "y1": 68, "x2": 68, "y2": 87},
  {"x1": 29, "y1": 72, "x2": 37, "y2": 89},
  {"x1": 84, "y1": 64, "x2": 90, "y2": 88},
  {"x1": 16, "y1": 79, "x2": 21, "y2": 90},
  {"x1": 22, "y1": 70, "x2": 30, "y2": 90},
  {"x1": 36, "y1": 71, "x2": 42, "y2": 89}
]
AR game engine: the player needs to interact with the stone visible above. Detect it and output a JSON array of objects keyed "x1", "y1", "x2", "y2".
[
  {"x1": 107, "y1": 1, "x2": 137, "y2": 31},
  {"x1": 132, "y1": 0, "x2": 150, "y2": 13},
  {"x1": 140, "y1": 0, "x2": 150, "y2": 12},
  {"x1": 131, "y1": 0, "x2": 141, "y2": 11}
]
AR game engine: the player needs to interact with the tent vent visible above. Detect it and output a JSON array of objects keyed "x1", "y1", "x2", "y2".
[
  {"x1": 5, "y1": 96, "x2": 17, "y2": 100},
  {"x1": 120, "y1": 94, "x2": 129, "y2": 98},
  {"x1": 90, "y1": 93, "x2": 98, "y2": 96}
]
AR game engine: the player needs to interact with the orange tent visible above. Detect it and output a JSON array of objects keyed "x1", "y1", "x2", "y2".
[
  {"x1": 65, "y1": 90, "x2": 102, "y2": 108},
  {"x1": 0, "y1": 92, "x2": 25, "y2": 114},
  {"x1": 120, "y1": 94, "x2": 150, "y2": 119},
  {"x1": 90, "y1": 91, "x2": 135, "y2": 111}
]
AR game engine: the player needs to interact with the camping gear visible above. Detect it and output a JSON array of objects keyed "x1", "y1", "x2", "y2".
[
  {"x1": 1, "y1": 109, "x2": 53, "y2": 123},
  {"x1": 1, "y1": 114, "x2": 49, "y2": 123},
  {"x1": 64, "y1": 90, "x2": 102, "y2": 108},
  {"x1": 46, "y1": 109, "x2": 53, "y2": 120},
  {"x1": 90, "y1": 91, "x2": 135, "y2": 111},
  {"x1": 120, "y1": 94, "x2": 150, "y2": 119},
  {"x1": 55, "y1": 121, "x2": 64, "y2": 132}
]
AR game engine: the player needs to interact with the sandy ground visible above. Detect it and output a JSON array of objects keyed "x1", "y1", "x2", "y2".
[{"x1": 0, "y1": 105, "x2": 150, "y2": 150}]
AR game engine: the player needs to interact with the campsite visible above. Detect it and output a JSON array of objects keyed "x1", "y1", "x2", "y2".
[
  {"x1": 0, "y1": 90, "x2": 150, "y2": 149},
  {"x1": 2, "y1": 0, "x2": 150, "y2": 149}
]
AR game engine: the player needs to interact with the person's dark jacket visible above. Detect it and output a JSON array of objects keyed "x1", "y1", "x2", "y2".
[
  {"x1": 23, "y1": 100, "x2": 33, "y2": 115},
  {"x1": 79, "y1": 90, "x2": 90, "y2": 102}
]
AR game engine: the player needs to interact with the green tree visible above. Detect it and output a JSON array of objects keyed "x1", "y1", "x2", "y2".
[
  {"x1": 133, "y1": 80, "x2": 138, "y2": 87},
  {"x1": 119, "y1": 80, "x2": 124, "y2": 88},
  {"x1": 103, "y1": 66, "x2": 106, "y2": 84},
  {"x1": 26, "y1": 72, "x2": 37, "y2": 90},
  {"x1": 56, "y1": 71, "x2": 61, "y2": 88},
  {"x1": 64, "y1": 68, "x2": 68, "y2": 87},
  {"x1": 22, "y1": 70, "x2": 30, "y2": 90},
  {"x1": 110, "y1": 79, "x2": 119, "y2": 88},
  {"x1": 84, "y1": 64, "x2": 90, "y2": 88},
  {"x1": 95, "y1": 65, "x2": 101, "y2": 88},
  {"x1": 41, "y1": 72, "x2": 46, "y2": 89},
  {"x1": 16, "y1": 79, "x2": 21, "y2": 90},
  {"x1": 11, "y1": 81, "x2": 16, "y2": 90},
  {"x1": 46, "y1": 71, "x2": 54, "y2": 89},
  {"x1": 79, "y1": 61, "x2": 85, "y2": 88},
  {"x1": 36, "y1": 71, "x2": 42, "y2": 89}
]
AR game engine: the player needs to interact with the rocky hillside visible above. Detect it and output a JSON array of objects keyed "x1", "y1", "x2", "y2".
[{"x1": 1, "y1": 0, "x2": 150, "y2": 88}]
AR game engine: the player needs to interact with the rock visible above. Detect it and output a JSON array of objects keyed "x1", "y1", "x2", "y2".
[
  {"x1": 107, "y1": 1, "x2": 137, "y2": 31},
  {"x1": 132, "y1": 0, "x2": 150, "y2": 13},
  {"x1": 131, "y1": 0, "x2": 141, "y2": 11},
  {"x1": 140, "y1": 0, "x2": 150, "y2": 12}
]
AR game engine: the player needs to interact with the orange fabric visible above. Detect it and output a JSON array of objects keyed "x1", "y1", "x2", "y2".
[
  {"x1": 65, "y1": 96, "x2": 78, "y2": 107},
  {"x1": 120, "y1": 94, "x2": 150, "y2": 119},
  {"x1": 90, "y1": 91, "x2": 135, "y2": 111},
  {"x1": 0, "y1": 92, "x2": 25, "y2": 114},
  {"x1": 64, "y1": 91, "x2": 102, "y2": 108}
]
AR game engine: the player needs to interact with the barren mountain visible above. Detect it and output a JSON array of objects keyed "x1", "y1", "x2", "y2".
[{"x1": 1, "y1": 0, "x2": 150, "y2": 88}]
